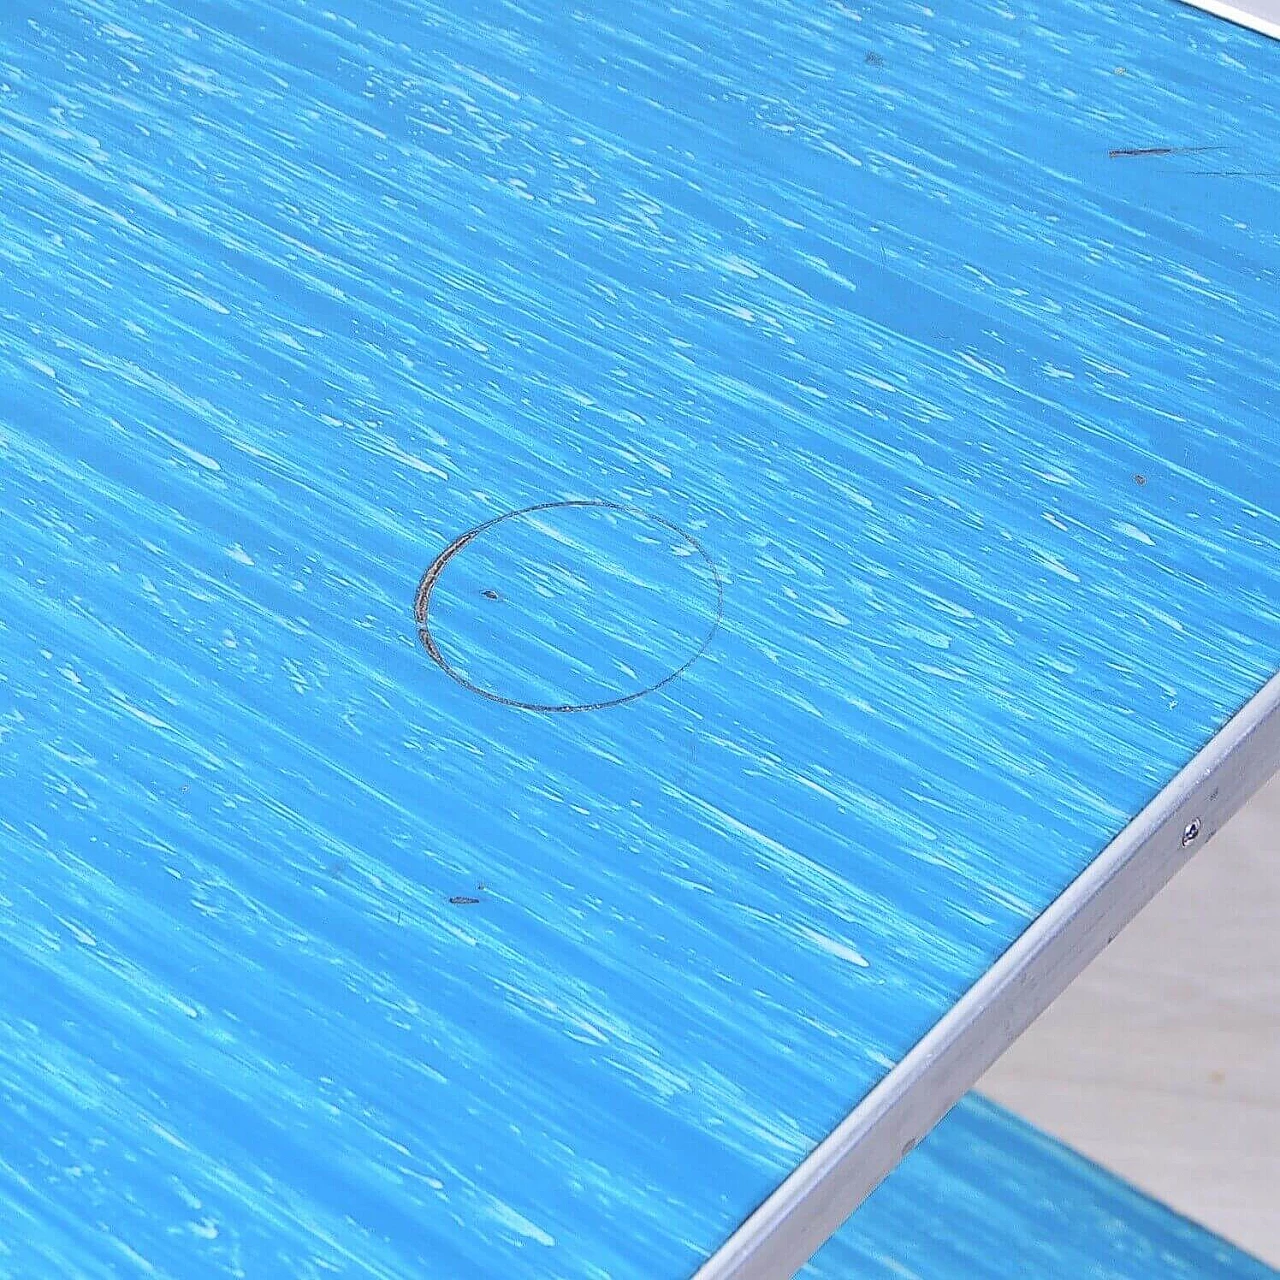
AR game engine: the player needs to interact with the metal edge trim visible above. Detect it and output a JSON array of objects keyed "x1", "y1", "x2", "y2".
[
  {"x1": 695, "y1": 670, "x2": 1280, "y2": 1280},
  {"x1": 1177, "y1": 0, "x2": 1280, "y2": 38}
]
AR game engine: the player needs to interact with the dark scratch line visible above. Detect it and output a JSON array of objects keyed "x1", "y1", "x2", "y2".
[{"x1": 1108, "y1": 145, "x2": 1226, "y2": 159}]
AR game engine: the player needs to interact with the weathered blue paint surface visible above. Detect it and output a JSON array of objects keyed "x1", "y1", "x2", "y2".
[{"x1": 0, "y1": 0, "x2": 1276, "y2": 1274}]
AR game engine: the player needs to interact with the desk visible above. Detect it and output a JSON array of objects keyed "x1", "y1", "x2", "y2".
[{"x1": 1, "y1": 0, "x2": 1277, "y2": 1276}]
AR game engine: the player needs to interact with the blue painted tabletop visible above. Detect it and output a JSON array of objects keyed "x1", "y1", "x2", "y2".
[{"x1": 1, "y1": 0, "x2": 1277, "y2": 1275}]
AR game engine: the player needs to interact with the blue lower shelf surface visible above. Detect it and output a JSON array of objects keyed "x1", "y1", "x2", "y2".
[{"x1": 806, "y1": 1094, "x2": 1278, "y2": 1280}]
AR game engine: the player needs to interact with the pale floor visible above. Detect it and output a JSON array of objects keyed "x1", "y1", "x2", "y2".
[{"x1": 980, "y1": 771, "x2": 1280, "y2": 1267}]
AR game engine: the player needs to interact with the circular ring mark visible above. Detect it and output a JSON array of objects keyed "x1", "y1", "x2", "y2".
[{"x1": 414, "y1": 500, "x2": 723, "y2": 713}]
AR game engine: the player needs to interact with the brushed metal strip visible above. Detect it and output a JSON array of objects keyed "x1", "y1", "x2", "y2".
[{"x1": 1178, "y1": 0, "x2": 1280, "y2": 38}]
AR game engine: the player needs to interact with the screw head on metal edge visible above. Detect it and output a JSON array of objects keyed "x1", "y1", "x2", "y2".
[{"x1": 1181, "y1": 817, "x2": 1202, "y2": 847}]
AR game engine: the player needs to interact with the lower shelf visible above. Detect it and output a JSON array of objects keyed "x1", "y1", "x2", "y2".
[{"x1": 803, "y1": 1093, "x2": 1275, "y2": 1279}]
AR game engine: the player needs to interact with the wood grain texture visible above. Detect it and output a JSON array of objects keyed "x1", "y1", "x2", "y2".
[{"x1": 0, "y1": 0, "x2": 1277, "y2": 1275}]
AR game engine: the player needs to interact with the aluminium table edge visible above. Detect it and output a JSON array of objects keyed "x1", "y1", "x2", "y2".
[
  {"x1": 1177, "y1": 0, "x2": 1280, "y2": 37},
  {"x1": 696, "y1": 669, "x2": 1280, "y2": 1280}
]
